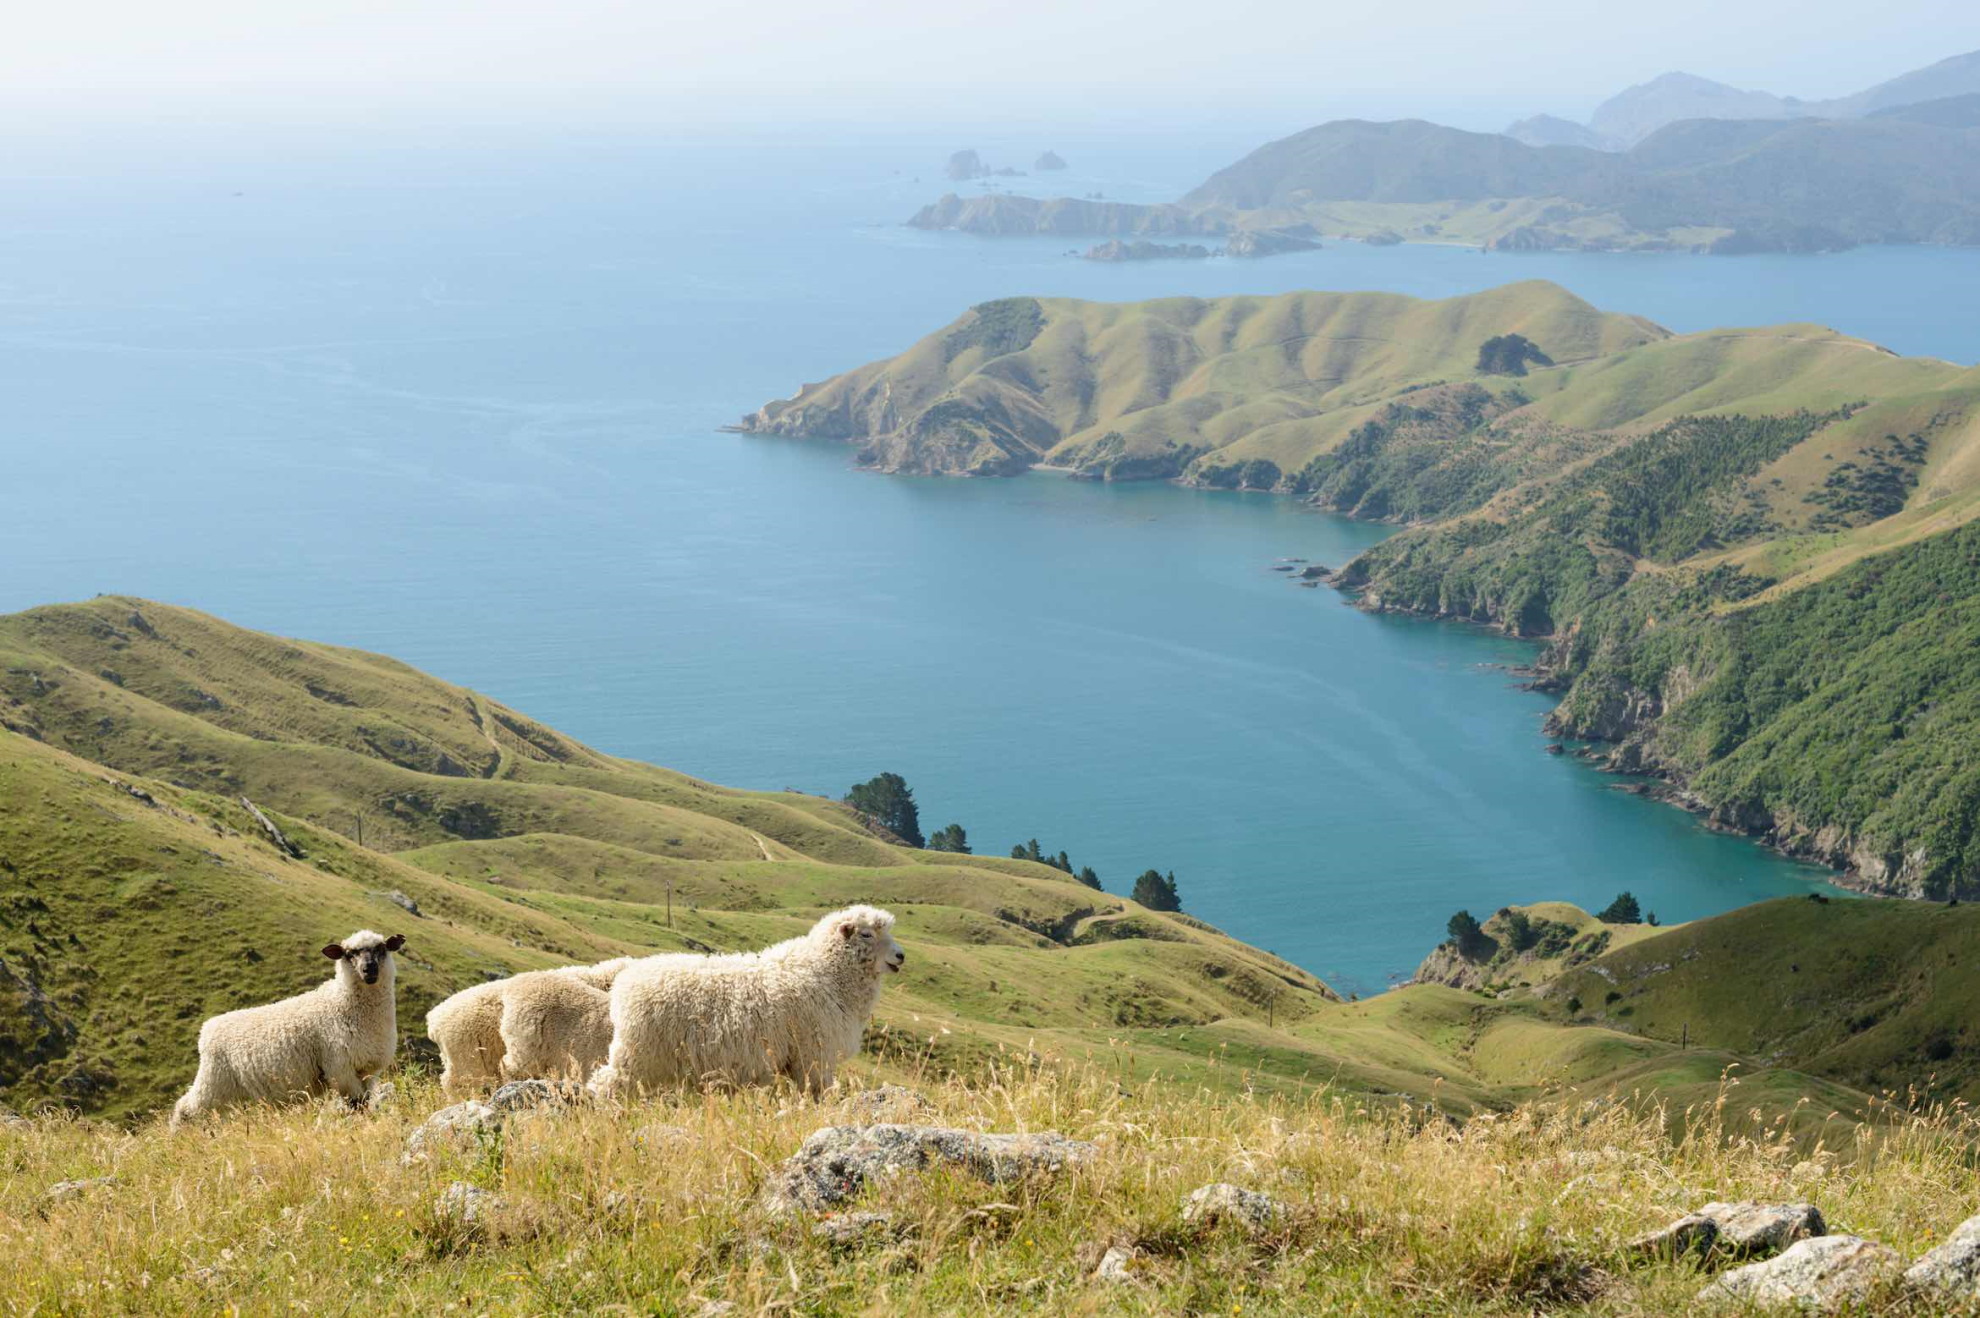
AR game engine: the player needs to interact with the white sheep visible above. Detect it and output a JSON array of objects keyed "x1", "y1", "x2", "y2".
[
  {"x1": 588, "y1": 905, "x2": 904, "y2": 1100},
  {"x1": 425, "y1": 958, "x2": 633, "y2": 1094},
  {"x1": 170, "y1": 930, "x2": 404, "y2": 1129}
]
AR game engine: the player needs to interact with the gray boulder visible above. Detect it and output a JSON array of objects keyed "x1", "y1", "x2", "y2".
[
  {"x1": 1181, "y1": 1183, "x2": 1286, "y2": 1233},
  {"x1": 1698, "y1": 1201, "x2": 1827, "y2": 1256},
  {"x1": 1627, "y1": 1212, "x2": 1718, "y2": 1259},
  {"x1": 0, "y1": 1105, "x2": 27, "y2": 1129},
  {"x1": 1905, "y1": 1212, "x2": 1980, "y2": 1297},
  {"x1": 761, "y1": 1123, "x2": 1094, "y2": 1215},
  {"x1": 1700, "y1": 1235, "x2": 1900, "y2": 1309},
  {"x1": 403, "y1": 1100, "x2": 502, "y2": 1164}
]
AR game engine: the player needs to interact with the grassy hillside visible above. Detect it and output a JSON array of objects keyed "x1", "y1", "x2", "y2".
[
  {"x1": 0, "y1": 598, "x2": 1357, "y2": 1122},
  {"x1": 12, "y1": 1062, "x2": 1978, "y2": 1316},
  {"x1": 7, "y1": 596, "x2": 1944, "y2": 1135},
  {"x1": 1546, "y1": 896, "x2": 1980, "y2": 1101}
]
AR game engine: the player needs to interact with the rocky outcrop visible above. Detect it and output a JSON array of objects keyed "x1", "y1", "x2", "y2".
[
  {"x1": 1034, "y1": 151, "x2": 1069, "y2": 171},
  {"x1": 1700, "y1": 1235, "x2": 1900, "y2": 1309},
  {"x1": 945, "y1": 149, "x2": 988, "y2": 181},
  {"x1": 760, "y1": 1124, "x2": 1094, "y2": 1215}
]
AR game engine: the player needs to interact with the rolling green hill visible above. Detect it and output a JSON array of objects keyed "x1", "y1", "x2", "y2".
[
  {"x1": 10, "y1": 597, "x2": 1958, "y2": 1135},
  {"x1": 743, "y1": 282, "x2": 1980, "y2": 900}
]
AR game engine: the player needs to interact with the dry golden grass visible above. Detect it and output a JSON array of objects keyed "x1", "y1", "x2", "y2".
[{"x1": 4, "y1": 1051, "x2": 1977, "y2": 1315}]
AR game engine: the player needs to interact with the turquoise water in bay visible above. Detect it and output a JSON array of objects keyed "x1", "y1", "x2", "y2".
[{"x1": 9, "y1": 127, "x2": 1979, "y2": 994}]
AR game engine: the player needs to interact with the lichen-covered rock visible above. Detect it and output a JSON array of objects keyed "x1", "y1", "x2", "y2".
[
  {"x1": 1700, "y1": 1235, "x2": 1900, "y2": 1309},
  {"x1": 0, "y1": 1105, "x2": 27, "y2": 1129},
  {"x1": 488, "y1": 1079, "x2": 583, "y2": 1113},
  {"x1": 1628, "y1": 1211, "x2": 1718, "y2": 1259},
  {"x1": 402, "y1": 1100, "x2": 501, "y2": 1164},
  {"x1": 1905, "y1": 1212, "x2": 1980, "y2": 1297},
  {"x1": 436, "y1": 1181, "x2": 503, "y2": 1228},
  {"x1": 1182, "y1": 1183, "x2": 1286, "y2": 1232},
  {"x1": 1094, "y1": 1245, "x2": 1140, "y2": 1284},
  {"x1": 761, "y1": 1123, "x2": 1094, "y2": 1215},
  {"x1": 1697, "y1": 1201, "x2": 1827, "y2": 1257},
  {"x1": 812, "y1": 1211, "x2": 897, "y2": 1248}
]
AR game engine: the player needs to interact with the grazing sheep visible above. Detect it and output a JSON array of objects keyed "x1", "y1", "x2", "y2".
[
  {"x1": 170, "y1": 931, "x2": 404, "y2": 1130},
  {"x1": 426, "y1": 958, "x2": 633, "y2": 1094},
  {"x1": 589, "y1": 905, "x2": 905, "y2": 1100},
  {"x1": 497, "y1": 957, "x2": 640, "y2": 1083}
]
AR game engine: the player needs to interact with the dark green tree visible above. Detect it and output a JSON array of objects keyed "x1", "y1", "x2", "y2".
[
  {"x1": 927, "y1": 823, "x2": 970, "y2": 854},
  {"x1": 1075, "y1": 865, "x2": 1102, "y2": 891},
  {"x1": 1132, "y1": 868, "x2": 1181, "y2": 912},
  {"x1": 1597, "y1": 891, "x2": 1643, "y2": 924},
  {"x1": 1053, "y1": 850, "x2": 1073, "y2": 874},
  {"x1": 1012, "y1": 838, "x2": 1046, "y2": 863},
  {"x1": 1475, "y1": 333, "x2": 1554, "y2": 377},
  {"x1": 1502, "y1": 908, "x2": 1536, "y2": 952},
  {"x1": 845, "y1": 772, "x2": 924, "y2": 849},
  {"x1": 1447, "y1": 909, "x2": 1488, "y2": 957}
]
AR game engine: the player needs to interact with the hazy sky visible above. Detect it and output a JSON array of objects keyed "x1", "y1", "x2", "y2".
[{"x1": 5, "y1": 0, "x2": 1979, "y2": 131}]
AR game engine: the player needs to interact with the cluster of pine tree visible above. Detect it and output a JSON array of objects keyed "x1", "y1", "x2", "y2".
[{"x1": 846, "y1": 773, "x2": 1184, "y2": 910}]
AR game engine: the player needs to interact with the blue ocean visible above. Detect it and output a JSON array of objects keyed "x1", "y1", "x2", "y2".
[{"x1": 9, "y1": 124, "x2": 1980, "y2": 994}]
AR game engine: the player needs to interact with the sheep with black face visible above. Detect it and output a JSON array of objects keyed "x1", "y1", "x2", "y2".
[{"x1": 169, "y1": 930, "x2": 405, "y2": 1129}]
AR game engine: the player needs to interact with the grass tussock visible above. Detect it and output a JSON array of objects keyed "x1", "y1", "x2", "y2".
[{"x1": 4, "y1": 1058, "x2": 1978, "y2": 1315}]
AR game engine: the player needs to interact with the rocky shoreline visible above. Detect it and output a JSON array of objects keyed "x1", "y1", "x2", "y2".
[{"x1": 1312, "y1": 572, "x2": 1919, "y2": 900}]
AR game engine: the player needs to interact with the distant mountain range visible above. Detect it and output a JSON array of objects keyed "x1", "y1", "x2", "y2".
[
  {"x1": 912, "y1": 93, "x2": 1980, "y2": 254},
  {"x1": 1507, "y1": 49, "x2": 1980, "y2": 149},
  {"x1": 907, "y1": 48, "x2": 1980, "y2": 255}
]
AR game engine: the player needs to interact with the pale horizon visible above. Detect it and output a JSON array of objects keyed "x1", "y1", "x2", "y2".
[{"x1": 4, "y1": 0, "x2": 1978, "y2": 139}]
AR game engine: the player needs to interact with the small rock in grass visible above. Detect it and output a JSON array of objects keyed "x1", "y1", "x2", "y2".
[
  {"x1": 1697, "y1": 1201, "x2": 1827, "y2": 1257},
  {"x1": 761, "y1": 1123, "x2": 1094, "y2": 1215},
  {"x1": 1905, "y1": 1212, "x2": 1980, "y2": 1297},
  {"x1": 488, "y1": 1079, "x2": 584, "y2": 1113},
  {"x1": 813, "y1": 1211, "x2": 897, "y2": 1248},
  {"x1": 437, "y1": 1181, "x2": 504, "y2": 1228},
  {"x1": 1182, "y1": 1182, "x2": 1286, "y2": 1233},
  {"x1": 1699, "y1": 1235, "x2": 1900, "y2": 1309},
  {"x1": 835, "y1": 1084, "x2": 934, "y2": 1121},
  {"x1": 403, "y1": 1100, "x2": 502, "y2": 1164},
  {"x1": 0, "y1": 1105, "x2": 27, "y2": 1129},
  {"x1": 1627, "y1": 1212, "x2": 1719, "y2": 1260},
  {"x1": 694, "y1": 1302, "x2": 738, "y2": 1318},
  {"x1": 1094, "y1": 1244, "x2": 1140, "y2": 1284},
  {"x1": 40, "y1": 1177, "x2": 116, "y2": 1211}
]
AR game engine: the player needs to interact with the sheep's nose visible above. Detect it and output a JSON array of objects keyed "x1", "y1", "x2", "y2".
[{"x1": 894, "y1": 951, "x2": 907, "y2": 965}]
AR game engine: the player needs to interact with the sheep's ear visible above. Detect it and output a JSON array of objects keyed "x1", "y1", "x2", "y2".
[
  {"x1": 838, "y1": 922, "x2": 856, "y2": 941},
  {"x1": 322, "y1": 944, "x2": 346, "y2": 961},
  {"x1": 384, "y1": 935, "x2": 406, "y2": 952}
]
